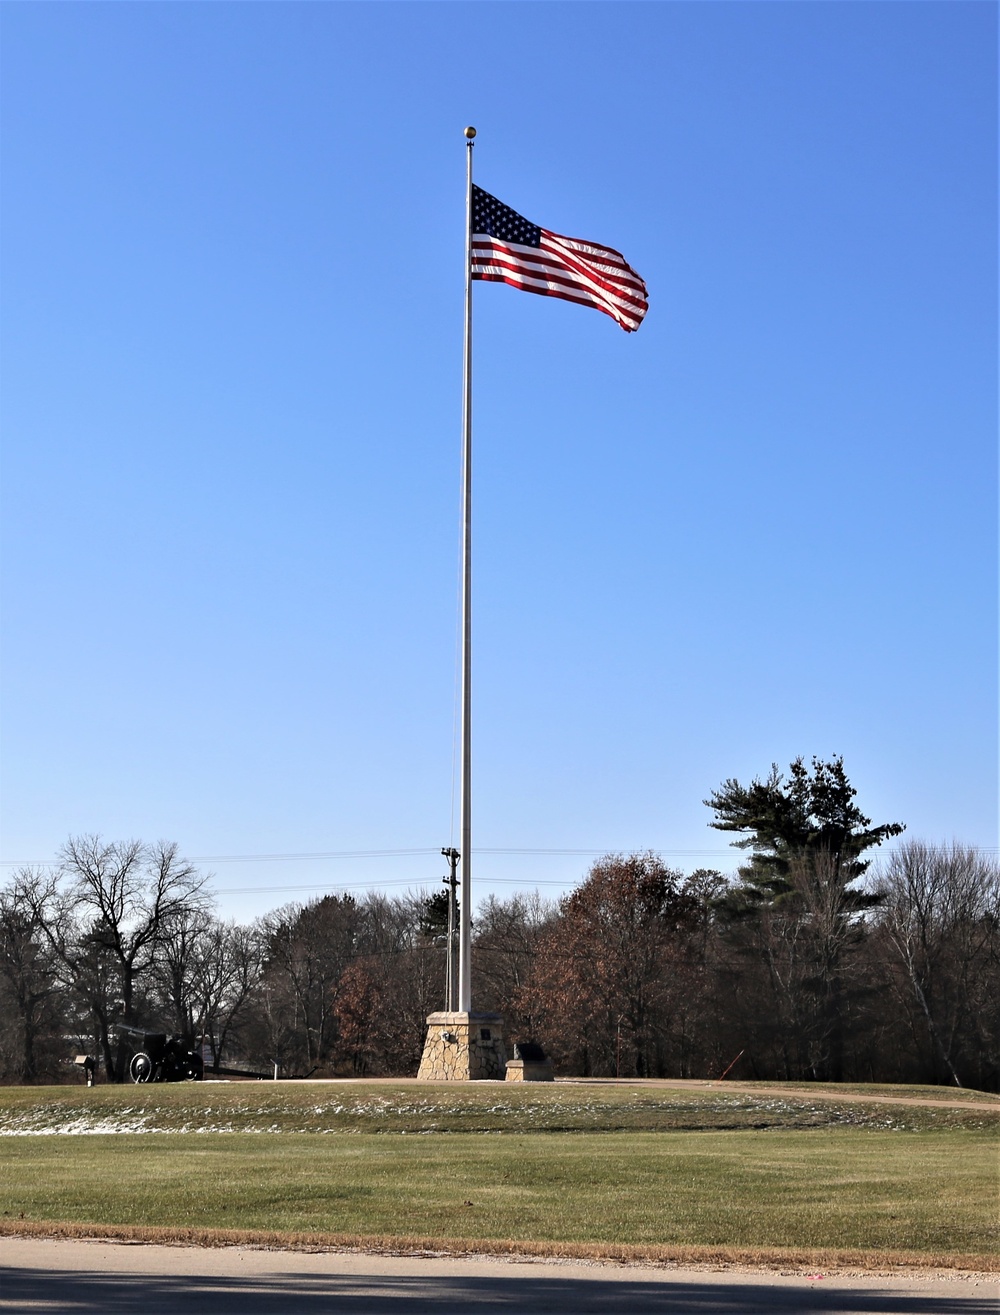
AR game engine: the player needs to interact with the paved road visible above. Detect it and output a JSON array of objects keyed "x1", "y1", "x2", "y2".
[{"x1": 1, "y1": 1238, "x2": 995, "y2": 1314}]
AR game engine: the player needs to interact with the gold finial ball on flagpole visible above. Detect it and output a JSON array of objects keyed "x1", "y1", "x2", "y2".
[{"x1": 464, "y1": 126, "x2": 477, "y2": 139}]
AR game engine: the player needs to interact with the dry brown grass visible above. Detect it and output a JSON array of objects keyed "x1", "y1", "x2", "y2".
[{"x1": 1, "y1": 1217, "x2": 995, "y2": 1275}]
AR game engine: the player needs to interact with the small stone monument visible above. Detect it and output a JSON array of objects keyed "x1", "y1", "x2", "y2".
[
  {"x1": 417, "y1": 1012, "x2": 506, "y2": 1081},
  {"x1": 505, "y1": 1040, "x2": 554, "y2": 1082}
]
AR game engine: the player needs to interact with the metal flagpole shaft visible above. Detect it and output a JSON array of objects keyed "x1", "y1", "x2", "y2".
[{"x1": 458, "y1": 126, "x2": 476, "y2": 1014}]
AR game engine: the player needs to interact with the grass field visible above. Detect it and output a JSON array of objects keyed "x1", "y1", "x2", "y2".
[
  {"x1": 1, "y1": 1078, "x2": 995, "y2": 1135},
  {"x1": 2, "y1": 1081, "x2": 997, "y2": 1267}
]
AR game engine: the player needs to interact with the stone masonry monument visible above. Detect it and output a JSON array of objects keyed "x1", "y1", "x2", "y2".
[{"x1": 417, "y1": 1011, "x2": 506, "y2": 1081}]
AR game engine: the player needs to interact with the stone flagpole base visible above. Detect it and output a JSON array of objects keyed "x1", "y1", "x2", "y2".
[{"x1": 416, "y1": 1012, "x2": 506, "y2": 1081}]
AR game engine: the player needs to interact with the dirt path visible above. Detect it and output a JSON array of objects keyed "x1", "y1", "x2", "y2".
[{"x1": 556, "y1": 1078, "x2": 1000, "y2": 1111}]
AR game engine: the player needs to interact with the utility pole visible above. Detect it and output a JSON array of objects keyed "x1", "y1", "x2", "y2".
[{"x1": 441, "y1": 847, "x2": 460, "y2": 1012}]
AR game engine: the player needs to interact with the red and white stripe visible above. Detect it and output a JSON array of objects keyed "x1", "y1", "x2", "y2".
[{"x1": 471, "y1": 229, "x2": 648, "y2": 333}]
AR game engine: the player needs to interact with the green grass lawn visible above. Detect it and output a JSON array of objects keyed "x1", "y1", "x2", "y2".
[
  {"x1": 2, "y1": 1129, "x2": 996, "y2": 1256},
  {"x1": 1, "y1": 1081, "x2": 996, "y2": 1262}
]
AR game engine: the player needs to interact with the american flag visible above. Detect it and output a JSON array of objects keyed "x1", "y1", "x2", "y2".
[{"x1": 471, "y1": 186, "x2": 648, "y2": 333}]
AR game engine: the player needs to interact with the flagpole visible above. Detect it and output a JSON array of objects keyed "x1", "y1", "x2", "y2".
[{"x1": 458, "y1": 126, "x2": 475, "y2": 1014}]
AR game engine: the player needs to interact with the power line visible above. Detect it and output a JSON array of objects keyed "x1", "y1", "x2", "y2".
[
  {"x1": 0, "y1": 845, "x2": 765, "y2": 867},
  {"x1": 0, "y1": 847, "x2": 438, "y2": 867},
  {"x1": 3, "y1": 842, "x2": 997, "y2": 870},
  {"x1": 211, "y1": 876, "x2": 579, "y2": 896}
]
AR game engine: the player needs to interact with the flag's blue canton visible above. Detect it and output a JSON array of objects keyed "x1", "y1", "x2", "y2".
[{"x1": 472, "y1": 186, "x2": 541, "y2": 248}]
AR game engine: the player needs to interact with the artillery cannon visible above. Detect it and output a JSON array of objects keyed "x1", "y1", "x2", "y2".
[
  {"x1": 118, "y1": 1027, "x2": 203, "y2": 1084},
  {"x1": 115, "y1": 1025, "x2": 321, "y2": 1082}
]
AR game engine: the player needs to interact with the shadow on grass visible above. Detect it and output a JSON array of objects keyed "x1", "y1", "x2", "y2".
[{"x1": 1, "y1": 1267, "x2": 993, "y2": 1313}]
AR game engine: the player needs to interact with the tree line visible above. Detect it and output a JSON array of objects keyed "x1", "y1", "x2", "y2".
[{"x1": 1, "y1": 758, "x2": 997, "y2": 1090}]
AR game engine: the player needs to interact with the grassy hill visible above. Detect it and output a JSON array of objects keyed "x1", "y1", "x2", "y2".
[{"x1": 1, "y1": 1080, "x2": 996, "y2": 1269}]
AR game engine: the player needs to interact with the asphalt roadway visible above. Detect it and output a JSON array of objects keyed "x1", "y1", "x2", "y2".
[{"x1": 1, "y1": 1238, "x2": 996, "y2": 1314}]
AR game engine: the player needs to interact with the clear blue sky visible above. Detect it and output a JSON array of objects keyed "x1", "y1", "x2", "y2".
[{"x1": 2, "y1": 2, "x2": 996, "y2": 920}]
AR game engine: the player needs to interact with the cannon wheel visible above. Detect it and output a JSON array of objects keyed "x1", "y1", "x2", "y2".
[{"x1": 129, "y1": 1051, "x2": 154, "y2": 1083}]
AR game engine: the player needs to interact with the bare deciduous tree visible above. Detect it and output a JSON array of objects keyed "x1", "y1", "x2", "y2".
[
  {"x1": 18, "y1": 837, "x2": 211, "y2": 1080},
  {"x1": 0, "y1": 875, "x2": 65, "y2": 1082},
  {"x1": 874, "y1": 840, "x2": 1000, "y2": 1088}
]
